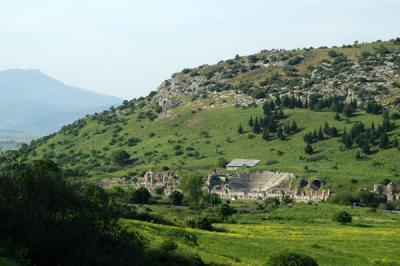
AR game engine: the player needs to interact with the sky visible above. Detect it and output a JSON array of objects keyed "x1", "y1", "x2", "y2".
[{"x1": 1, "y1": 0, "x2": 399, "y2": 100}]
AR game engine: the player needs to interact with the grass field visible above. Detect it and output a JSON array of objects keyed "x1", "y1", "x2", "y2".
[
  {"x1": 123, "y1": 202, "x2": 400, "y2": 266},
  {"x1": 30, "y1": 101, "x2": 400, "y2": 190}
]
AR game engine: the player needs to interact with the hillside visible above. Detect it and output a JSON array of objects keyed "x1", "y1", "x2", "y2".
[
  {"x1": 0, "y1": 69, "x2": 121, "y2": 138},
  {"x1": 11, "y1": 39, "x2": 400, "y2": 191}
]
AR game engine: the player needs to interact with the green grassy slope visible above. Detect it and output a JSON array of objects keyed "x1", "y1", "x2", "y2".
[
  {"x1": 22, "y1": 101, "x2": 400, "y2": 190},
  {"x1": 9, "y1": 38, "x2": 400, "y2": 190},
  {"x1": 123, "y1": 203, "x2": 400, "y2": 266}
]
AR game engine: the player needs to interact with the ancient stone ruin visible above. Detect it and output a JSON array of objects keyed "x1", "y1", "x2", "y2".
[
  {"x1": 98, "y1": 170, "x2": 330, "y2": 202},
  {"x1": 206, "y1": 171, "x2": 330, "y2": 202},
  {"x1": 373, "y1": 182, "x2": 399, "y2": 201}
]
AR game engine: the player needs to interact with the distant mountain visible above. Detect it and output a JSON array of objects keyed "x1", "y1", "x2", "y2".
[{"x1": 0, "y1": 69, "x2": 121, "y2": 138}]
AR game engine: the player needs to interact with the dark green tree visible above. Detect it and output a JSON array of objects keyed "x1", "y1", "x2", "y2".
[
  {"x1": 169, "y1": 190, "x2": 184, "y2": 206},
  {"x1": 379, "y1": 131, "x2": 390, "y2": 149},
  {"x1": 304, "y1": 143, "x2": 314, "y2": 154},
  {"x1": 132, "y1": 187, "x2": 151, "y2": 204},
  {"x1": 111, "y1": 149, "x2": 131, "y2": 166},
  {"x1": 237, "y1": 124, "x2": 244, "y2": 134}
]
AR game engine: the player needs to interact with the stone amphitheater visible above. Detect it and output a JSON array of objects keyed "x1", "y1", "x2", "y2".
[{"x1": 206, "y1": 171, "x2": 330, "y2": 202}]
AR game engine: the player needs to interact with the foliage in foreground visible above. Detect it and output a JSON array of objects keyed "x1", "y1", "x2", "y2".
[
  {"x1": 268, "y1": 251, "x2": 318, "y2": 266},
  {"x1": 0, "y1": 159, "x2": 205, "y2": 266}
]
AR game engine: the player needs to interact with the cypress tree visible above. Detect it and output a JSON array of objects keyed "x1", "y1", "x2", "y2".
[
  {"x1": 253, "y1": 117, "x2": 261, "y2": 134},
  {"x1": 238, "y1": 124, "x2": 244, "y2": 134},
  {"x1": 249, "y1": 116, "x2": 254, "y2": 127},
  {"x1": 291, "y1": 120, "x2": 298, "y2": 132},
  {"x1": 278, "y1": 109, "x2": 285, "y2": 120},
  {"x1": 318, "y1": 127, "x2": 324, "y2": 140},
  {"x1": 262, "y1": 128, "x2": 270, "y2": 141},
  {"x1": 379, "y1": 131, "x2": 390, "y2": 149},
  {"x1": 275, "y1": 95, "x2": 281, "y2": 106},
  {"x1": 323, "y1": 122, "x2": 330, "y2": 134},
  {"x1": 361, "y1": 143, "x2": 371, "y2": 154},
  {"x1": 277, "y1": 126, "x2": 285, "y2": 140},
  {"x1": 304, "y1": 143, "x2": 314, "y2": 154}
]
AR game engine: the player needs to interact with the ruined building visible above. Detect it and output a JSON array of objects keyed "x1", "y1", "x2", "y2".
[
  {"x1": 206, "y1": 171, "x2": 330, "y2": 202},
  {"x1": 373, "y1": 182, "x2": 399, "y2": 201}
]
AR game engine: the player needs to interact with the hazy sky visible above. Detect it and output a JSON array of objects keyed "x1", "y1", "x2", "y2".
[{"x1": 1, "y1": 0, "x2": 399, "y2": 100}]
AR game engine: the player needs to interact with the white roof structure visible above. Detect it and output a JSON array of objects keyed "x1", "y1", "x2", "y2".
[{"x1": 226, "y1": 159, "x2": 260, "y2": 168}]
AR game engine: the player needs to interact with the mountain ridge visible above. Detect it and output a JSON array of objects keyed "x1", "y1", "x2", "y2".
[{"x1": 0, "y1": 69, "x2": 121, "y2": 137}]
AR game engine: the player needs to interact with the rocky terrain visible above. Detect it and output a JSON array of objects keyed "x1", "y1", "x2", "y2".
[{"x1": 154, "y1": 39, "x2": 400, "y2": 113}]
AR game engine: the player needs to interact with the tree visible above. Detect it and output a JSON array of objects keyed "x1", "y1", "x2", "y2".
[
  {"x1": 111, "y1": 149, "x2": 131, "y2": 166},
  {"x1": 268, "y1": 251, "x2": 318, "y2": 266},
  {"x1": 132, "y1": 187, "x2": 151, "y2": 204},
  {"x1": 304, "y1": 143, "x2": 314, "y2": 154},
  {"x1": 253, "y1": 117, "x2": 261, "y2": 134},
  {"x1": 218, "y1": 158, "x2": 228, "y2": 168},
  {"x1": 169, "y1": 190, "x2": 184, "y2": 206},
  {"x1": 358, "y1": 191, "x2": 386, "y2": 208},
  {"x1": 0, "y1": 159, "x2": 145, "y2": 266},
  {"x1": 179, "y1": 174, "x2": 204, "y2": 204},
  {"x1": 248, "y1": 116, "x2": 254, "y2": 127},
  {"x1": 333, "y1": 211, "x2": 352, "y2": 224},
  {"x1": 334, "y1": 112, "x2": 341, "y2": 121},
  {"x1": 342, "y1": 104, "x2": 354, "y2": 117},
  {"x1": 262, "y1": 128, "x2": 270, "y2": 141},
  {"x1": 237, "y1": 124, "x2": 244, "y2": 134},
  {"x1": 208, "y1": 193, "x2": 222, "y2": 207},
  {"x1": 291, "y1": 120, "x2": 298, "y2": 132},
  {"x1": 379, "y1": 131, "x2": 390, "y2": 149},
  {"x1": 219, "y1": 203, "x2": 236, "y2": 219},
  {"x1": 277, "y1": 126, "x2": 285, "y2": 140}
]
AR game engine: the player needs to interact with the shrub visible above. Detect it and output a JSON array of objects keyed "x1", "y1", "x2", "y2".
[
  {"x1": 268, "y1": 250, "x2": 318, "y2": 266},
  {"x1": 160, "y1": 239, "x2": 178, "y2": 252},
  {"x1": 219, "y1": 203, "x2": 237, "y2": 219},
  {"x1": 358, "y1": 191, "x2": 387, "y2": 208},
  {"x1": 304, "y1": 143, "x2": 314, "y2": 154},
  {"x1": 333, "y1": 211, "x2": 352, "y2": 224},
  {"x1": 218, "y1": 158, "x2": 228, "y2": 168},
  {"x1": 264, "y1": 197, "x2": 280, "y2": 210},
  {"x1": 169, "y1": 190, "x2": 184, "y2": 206},
  {"x1": 185, "y1": 216, "x2": 212, "y2": 230},
  {"x1": 132, "y1": 187, "x2": 151, "y2": 204},
  {"x1": 111, "y1": 149, "x2": 131, "y2": 166},
  {"x1": 331, "y1": 192, "x2": 358, "y2": 205}
]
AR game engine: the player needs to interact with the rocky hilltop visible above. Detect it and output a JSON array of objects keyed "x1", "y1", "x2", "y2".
[{"x1": 154, "y1": 39, "x2": 400, "y2": 113}]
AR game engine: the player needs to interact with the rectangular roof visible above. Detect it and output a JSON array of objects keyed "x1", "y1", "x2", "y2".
[{"x1": 227, "y1": 159, "x2": 260, "y2": 167}]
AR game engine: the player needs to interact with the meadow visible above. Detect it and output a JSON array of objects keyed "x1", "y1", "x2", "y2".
[
  {"x1": 31, "y1": 100, "x2": 400, "y2": 191},
  {"x1": 123, "y1": 202, "x2": 400, "y2": 266}
]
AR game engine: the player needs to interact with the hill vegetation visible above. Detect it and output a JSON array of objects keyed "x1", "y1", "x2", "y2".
[{"x1": 2, "y1": 39, "x2": 400, "y2": 265}]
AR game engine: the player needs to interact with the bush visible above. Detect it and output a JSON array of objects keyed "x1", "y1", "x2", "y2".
[
  {"x1": 169, "y1": 190, "x2": 184, "y2": 206},
  {"x1": 264, "y1": 197, "x2": 280, "y2": 210},
  {"x1": 218, "y1": 158, "x2": 228, "y2": 168},
  {"x1": 160, "y1": 239, "x2": 178, "y2": 252},
  {"x1": 0, "y1": 160, "x2": 145, "y2": 265},
  {"x1": 111, "y1": 149, "x2": 131, "y2": 166},
  {"x1": 304, "y1": 143, "x2": 314, "y2": 154},
  {"x1": 185, "y1": 216, "x2": 212, "y2": 230},
  {"x1": 358, "y1": 191, "x2": 387, "y2": 208},
  {"x1": 268, "y1": 250, "x2": 318, "y2": 266},
  {"x1": 132, "y1": 187, "x2": 151, "y2": 204},
  {"x1": 333, "y1": 211, "x2": 352, "y2": 224},
  {"x1": 331, "y1": 192, "x2": 358, "y2": 205},
  {"x1": 219, "y1": 203, "x2": 237, "y2": 219}
]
